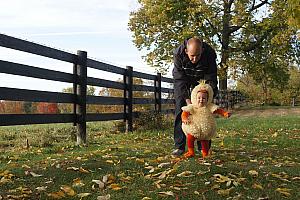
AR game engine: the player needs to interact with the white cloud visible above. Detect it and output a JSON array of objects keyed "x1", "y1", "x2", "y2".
[
  {"x1": 0, "y1": 0, "x2": 137, "y2": 31},
  {"x1": 0, "y1": 0, "x2": 171, "y2": 92}
]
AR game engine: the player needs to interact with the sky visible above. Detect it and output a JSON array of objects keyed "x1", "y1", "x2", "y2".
[{"x1": 0, "y1": 0, "x2": 165, "y2": 93}]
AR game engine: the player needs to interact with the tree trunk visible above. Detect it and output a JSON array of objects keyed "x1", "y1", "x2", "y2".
[{"x1": 219, "y1": 78, "x2": 228, "y2": 91}]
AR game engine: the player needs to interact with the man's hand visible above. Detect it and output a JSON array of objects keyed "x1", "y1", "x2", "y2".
[{"x1": 185, "y1": 99, "x2": 192, "y2": 105}]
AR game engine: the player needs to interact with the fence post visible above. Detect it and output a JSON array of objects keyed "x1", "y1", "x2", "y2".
[
  {"x1": 76, "y1": 50, "x2": 87, "y2": 145},
  {"x1": 124, "y1": 66, "x2": 133, "y2": 132},
  {"x1": 155, "y1": 72, "x2": 162, "y2": 113},
  {"x1": 72, "y1": 63, "x2": 77, "y2": 126}
]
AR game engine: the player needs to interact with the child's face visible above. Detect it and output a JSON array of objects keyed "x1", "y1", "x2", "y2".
[{"x1": 197, "y1": 92, "x2": 208, "y2": 107}]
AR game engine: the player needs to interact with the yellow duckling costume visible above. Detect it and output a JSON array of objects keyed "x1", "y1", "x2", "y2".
[{"x1": 181, "y1": 81, "x2": 230, "y2": 158}]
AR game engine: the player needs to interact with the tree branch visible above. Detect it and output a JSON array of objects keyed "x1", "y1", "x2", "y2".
[
  {"x1": 204, "y1": 17, "x2": 223, "y2": 45},
  {"x1": 243, "y1": 28, "x2": 274, "y2": 52},
  {"x1": 229, "y1": 0, "x2": 235, "y2": 9},
  {"x1": 249, "y1": 0, "x2": 270, "y2": 12},
  {"x1": 228, "y1": 25, "x2": 243, "y2": 34}
]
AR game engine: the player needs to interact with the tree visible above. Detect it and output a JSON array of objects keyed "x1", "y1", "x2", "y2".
[
  {"x1": 23, "y1": 102, "x2": 33, "y2": 114},
  {"x1": 59, "y1": 86, "x2": 96, "y2": 113},
  {"x1": 129, "y1": 0, "x2": 297, "y2": 90},
  {"x1": 287, "y1": 66, "x2": 300, "y2": 106}
]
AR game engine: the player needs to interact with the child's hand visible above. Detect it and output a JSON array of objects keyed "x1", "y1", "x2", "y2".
[
  {"x1": 181, "y1": 111, "x2": 191, "y2": 124},
  {"x1": 182, "y1": 118, "x2": 191, "y2": 124},
  {"x1": 224, "y1": 112, "x2": 231, "y2": 118}
]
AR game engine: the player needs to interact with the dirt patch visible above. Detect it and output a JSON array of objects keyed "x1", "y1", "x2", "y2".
[{"x1": 231, "y1": 107, "x2": 300, "y2": 118}]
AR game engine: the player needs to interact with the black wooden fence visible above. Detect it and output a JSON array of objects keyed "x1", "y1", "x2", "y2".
[{"x1": 0, "y1": 34, "x2": 174, "y2": 144}]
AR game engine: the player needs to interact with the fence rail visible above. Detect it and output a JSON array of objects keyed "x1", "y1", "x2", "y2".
[
  {"x1": 0, "y1": 34, "x2": 245, "y2": 145},
  {"x1": 0, "y1": 34, "x2": 175, "y2": 144}
]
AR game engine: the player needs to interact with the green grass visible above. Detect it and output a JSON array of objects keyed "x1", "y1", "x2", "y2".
[{"x1": 0, "y1": 113, "x2": 299, "y2": 199}]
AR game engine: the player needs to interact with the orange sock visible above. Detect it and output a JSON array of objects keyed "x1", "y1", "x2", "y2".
[
  {"x1": 201, "y1": 140, "x2": 210, "y2": 158},
  {"x1": 184, "y1": 134, "x2": 195, "y2": 158}
]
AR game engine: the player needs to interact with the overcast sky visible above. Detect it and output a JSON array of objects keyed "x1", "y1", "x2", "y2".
[{"x1": 0, "y1": 0, "x2": 163, "y2": 92}]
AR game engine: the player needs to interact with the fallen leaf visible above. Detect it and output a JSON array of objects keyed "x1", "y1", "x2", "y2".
[
  {"x1": 158, "y1": 191, "x2": 174, "y2": 196},
  {"x1": 77, "y1": 193, "x2": 91, "y2": 198},
  {"x1": 158, "y1": 171, "x2": 167, "y2": 179},
  {"x1": 249, "y1": 170, "x2": 258, "y2": 177},
  {"x1": 177, "y1": 171, "x2": 193, "y2": 177},
  {"x1": 252, "y1": 183, "x2": 263, "y2": 190},
  {"x1": 217, "y1": 187, "x2": 233, "y2": 196},
  {"x1": 97, "y1": 194, "x2": 111, "y2": 200},
  {"x1": 36, "y1": 186, "x2": 47, "y2": 192},
  {"x1": 73, "y1": 178, "x2": 85, "y2": 187},
  {"x1": 22, "y1": 164, "x2": 31, "y2": 169},
  {"x1": 47, "y1": 191, "x2": 65, "y2": 199},
  {"x1": 61, "y1": 185, "x2": 75, "y2": 196},
  {"x1": 67, "y1": 167, "x2": 79, "y2": 171},
  {"x1": 141, "y1": 197, "x2": 151, "y2": 200},
  {"x1": 79, "y1": 167, "x2": 89, "y2": 173},
  {"x1": 92, "y1": 179, "x2": 105, "y2": 189},
  {"x1": 275, "y1": 188, "x2": 291, "y2": 197},
  {"x1": 158, "y1": 162, "x2": 171, "y2": 168},
  {"x1": 29, "y1": 172, "x2": 43, "y2": 177},
  {"x1": 136, "y1": 158, "x2": 145, "y2": 163},
  {"x1": 109, "y1": 183, "x2": 122, "y2": 190},
  {"x1": 102, "y1": 175, "x2": 108, "y2": 183},
  {"x1": 213, "y1": 174, "x2": 231, "y2": 183}
]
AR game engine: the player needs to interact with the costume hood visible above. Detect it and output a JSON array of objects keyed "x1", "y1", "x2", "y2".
[{"x1": 191, "y1": 80, "x2": 214, "y2": 106}]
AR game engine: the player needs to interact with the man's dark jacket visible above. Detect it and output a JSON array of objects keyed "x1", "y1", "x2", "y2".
[{"x1": 172, "y1": 39, "x2": 218, "y2": 99}]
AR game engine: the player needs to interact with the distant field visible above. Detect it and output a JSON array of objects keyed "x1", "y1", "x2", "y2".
[{"x1": 0, "y1": 108, "x2": 299, "y2": 199}]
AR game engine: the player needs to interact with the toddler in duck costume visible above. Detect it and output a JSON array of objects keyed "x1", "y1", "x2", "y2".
[{"x1": 181, "y1": 80, "x2": 231, "y2": 158}]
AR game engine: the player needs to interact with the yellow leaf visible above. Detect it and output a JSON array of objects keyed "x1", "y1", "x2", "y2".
[
  {"x1": 275, "y1": 188, "x2": 291, "y2": 197},
  {"x1": 141, "y1": 197, "x2": 151, "y2": 200},
  {"x1": 109, "y1": 183, "x2": 122, "y2": 190},
  {"x1": 136, "y1": 158, "x2": 145, "y2": 163},
  {"x1": 177, "y1": 171, "x2": 193, "y2": 177},
  {"x1": 73, "y1": 178, "x2": 85, "y2": 187},
  {"x1": 158, "y1": 191, "x2": 174, "y2": 196},
  {"x1": 217, "y1": 188, "x2": 232, "y2": 196},
  {"x1": 252, "y1": 183, "x2": 263, "y2": 190},
  {"x1": 158, "y1": 171, "x2": 167, "y2": 179},
  {"x1": 30, "y1": 171, "x2": 43, "y2": 177},
  {"x1": 211, "y1": 184, "x2": 220, "y2": 190},
  {"x1": 60, "y1": 185, "x2": 75, "y2": 196},
  {"x1": 106, "y1": 160, "x2": 114, "y2": 164},
  {"x1": 77, "y1": 193, "x2": 91, "y2": 198},
  {"x1": 156, "y1": 157, "x2": 165, "y2": 162},
  {"x1": 36, "y1": 186, "x2": 47, "y2": 192},
  {"x1": 67, "y1": 167, "x2": 79, "y2": 171},
  {"x1": 47, "y1": 191, "x2": 65, "y2": 199},
  {"x1": 213, "y1": 174, "x2": 231, "y2": 183},
  {"x1": 194, "y1": 191, "x2": 200, "y2": 195},
  {"x1": 79, "y1": 167, "x2": 89, "y2": 173},
  {"x1": 97, "y1": 194, "x2": 111, "y2": 200},
  {"x1": 22, "y1": 164, "x2": 31, "y2": 169},
  {"x1": 158, "y1": 162, "x2": 171, "y2": 168},
  {"x1": 248, "y1": 170, "x2": 258, "y2": 177},
  {"x1": 119, "y1": 176, "x2": 132, "y2": 183}
]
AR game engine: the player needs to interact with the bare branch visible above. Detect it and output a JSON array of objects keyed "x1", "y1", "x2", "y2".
[
  {"x1": 249, "y1": 0, "x2": 270, "y2": 12},
  {"x1": 228, "y1": 25, "x2": 243, "y2": 34},
  {"x1": 229, "y1": 0, "x2": 235, "y2": 9},
  {"x1": 204, "y1": 18, "x2": 223, "y2": 45}
]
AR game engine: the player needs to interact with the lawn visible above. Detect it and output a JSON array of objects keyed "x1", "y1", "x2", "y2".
[{"x1": 0, "y1": 110, "x2": 299, "y2": 199}]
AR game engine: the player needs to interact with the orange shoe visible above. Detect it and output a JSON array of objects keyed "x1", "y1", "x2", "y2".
[{"x1": 184, "y1": 148, "x2": 195, "y2": 158}]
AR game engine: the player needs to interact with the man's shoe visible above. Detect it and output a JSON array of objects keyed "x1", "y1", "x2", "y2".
[{"x1": 171, "y1": 149, "x2": 185, "y2": 156}]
